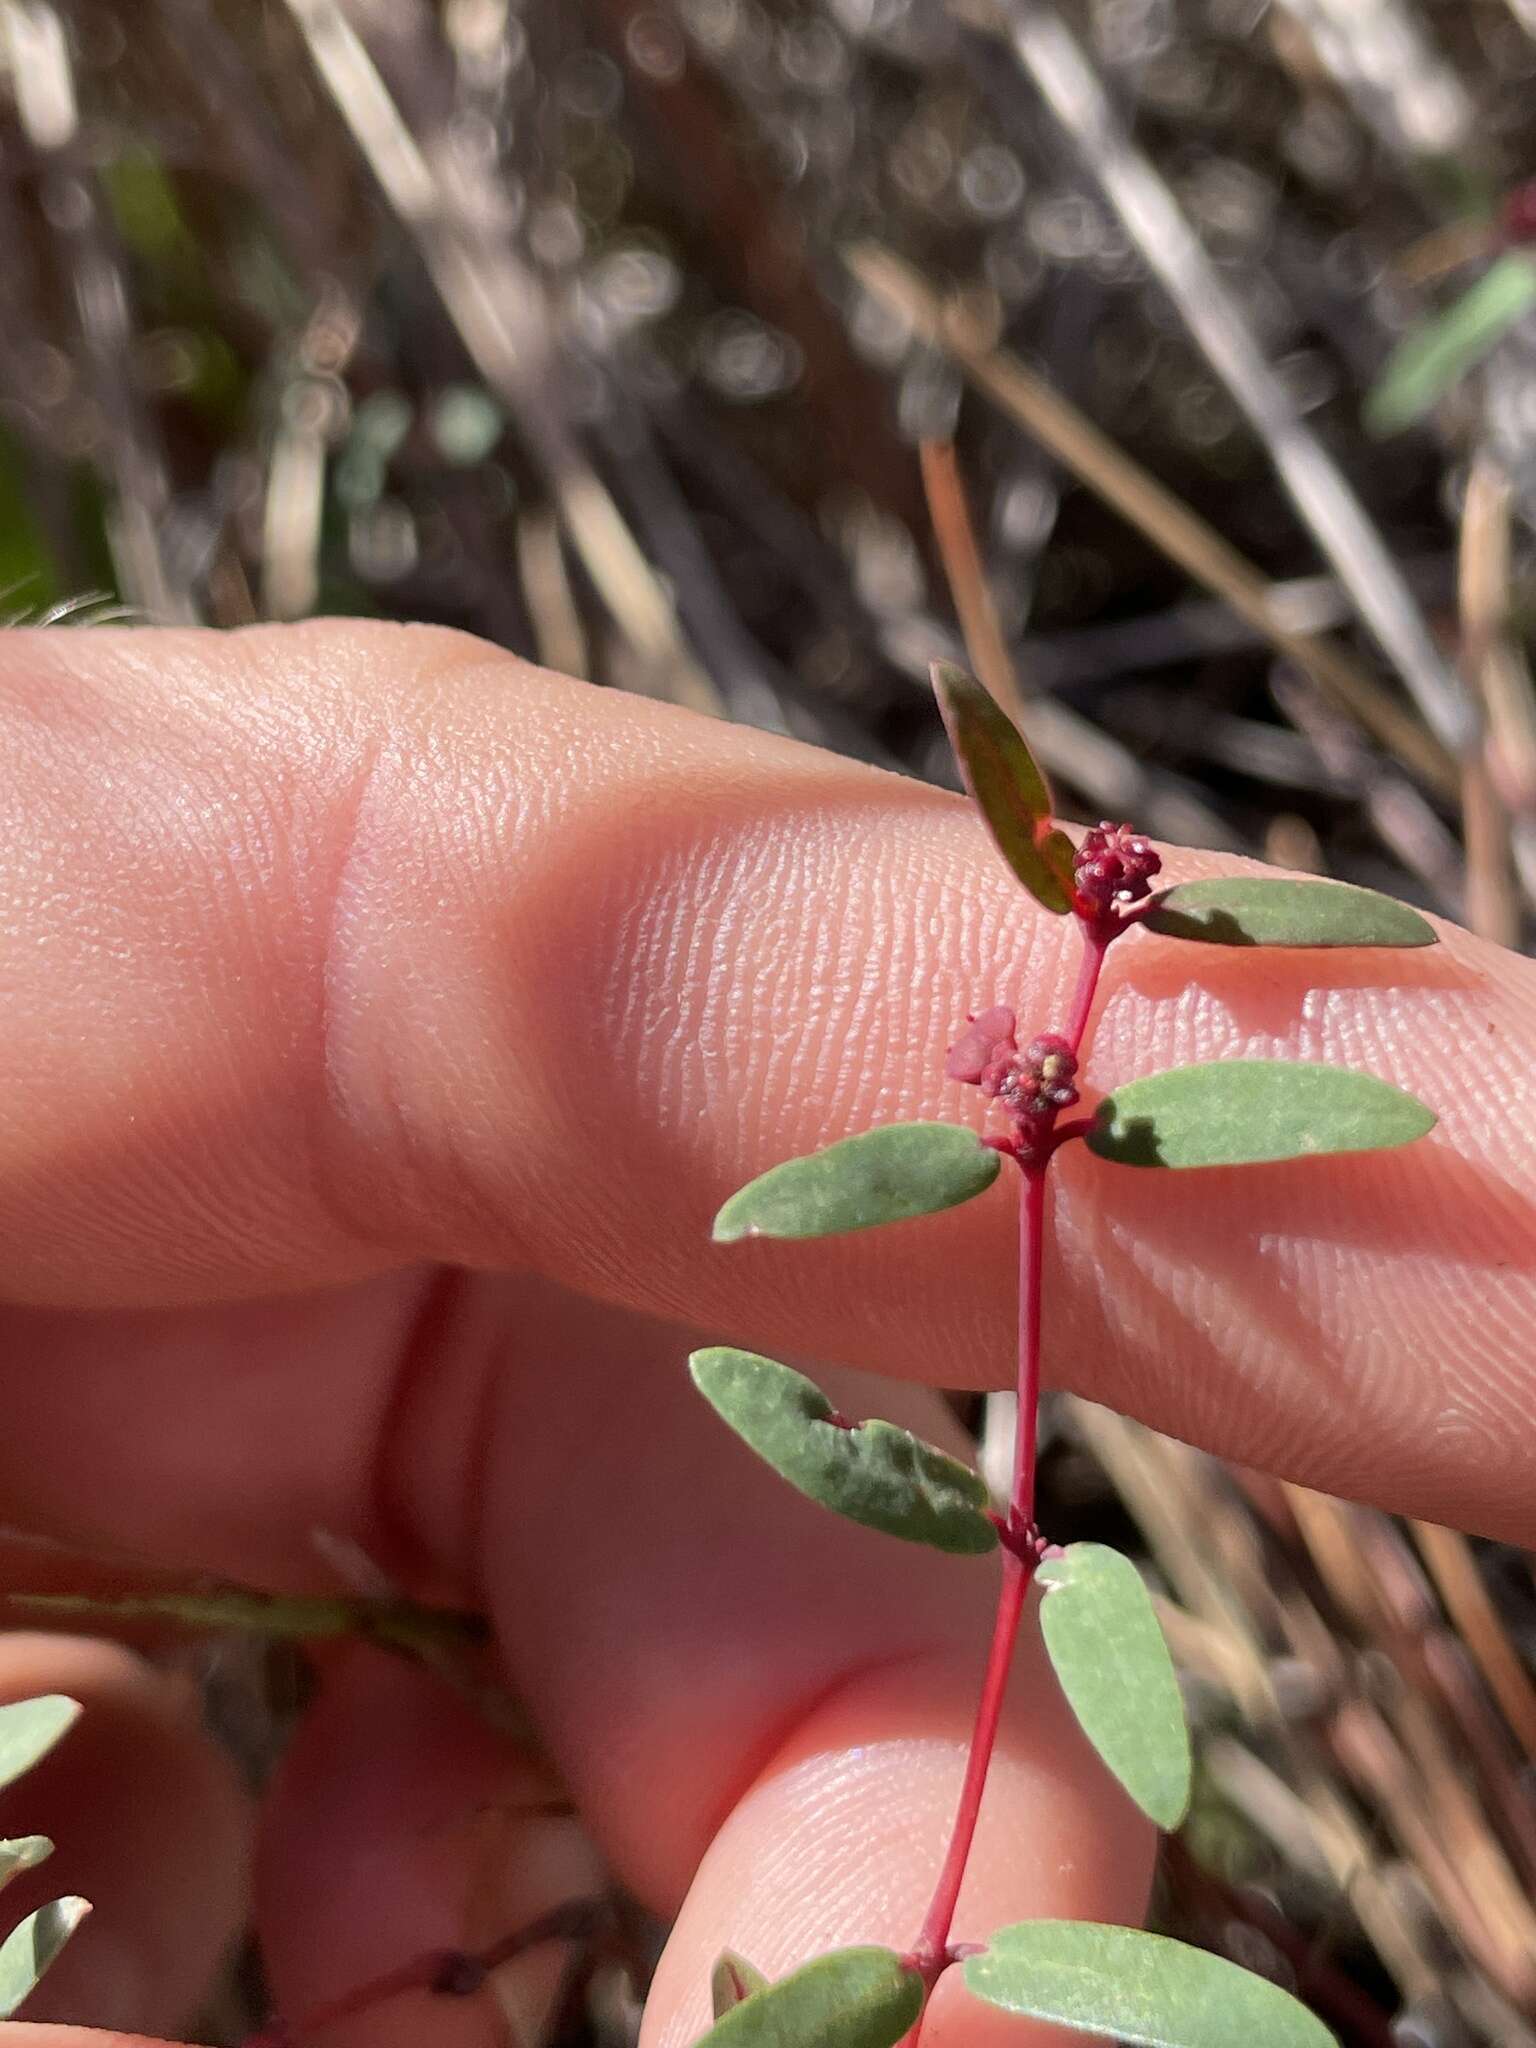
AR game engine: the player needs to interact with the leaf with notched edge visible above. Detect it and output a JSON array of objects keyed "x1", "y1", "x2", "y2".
[{"x1": 690, "y1": 1348, "x2": 997, "y2": 1556}]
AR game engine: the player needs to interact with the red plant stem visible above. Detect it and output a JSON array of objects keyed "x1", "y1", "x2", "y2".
[
  {"x1": 908, "y1": 911, "x2": 1113, "y2": 2025},
  {"x1": 909, "y1": 1548, "x2": 1030, "y2": 1979},
  {"x1": 909, "y1": 1158, "x2": 1049, "y2": 1990},
  {"x1": 1010, "y1": 1161, "x2": 1047, "y2": 1530},
  {"x1": 1063, "y1": 920, "x2": 1108, "y2": 1055}
]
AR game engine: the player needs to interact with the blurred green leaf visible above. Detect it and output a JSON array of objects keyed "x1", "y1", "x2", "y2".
[
  {"x1": 1144, "y1": 878, "x2": 1436, "y2": 949},
  {"x1": 1087, "y1": 1061, "x2": 1436, "y2": 1169},
  {"x1": 965, "y1": 1922, "x2": 1335, "y2": 2047},
  {"x1": 690, "y1": 1348, "x2": 997, "y2": 1555},
  {"x1": 713, "y1": 1123, "x2": 1000, "y2": 1242},
  {"x1": 0, "y1": 1897, "x2": 90, "y2": 2020},
  {"x1": 1365, "y1": 253, "x2": 1536, "y2": 436},
  {"x1": 712, "y1": 1950, "x2": 769, "y2": 2019},
  {"x1": 930, "y1": 662, "x2": 1076, "y2": 914},
  {"x1": 695, "y1": 1946, "x2": 922, "y2": 2047},
  {"x1": 0, "y1": 430, "x2": 60, "y2": 614},
  {"x1": 431, "y1": 386, "x2": 506, "y2": 465},
  {"x1": 0, "y1": 1698, "x2": 79, "y2": 1794},
  {"x1": 1037, "y1": 1544, "x2": 1190, "y2": 1828}
]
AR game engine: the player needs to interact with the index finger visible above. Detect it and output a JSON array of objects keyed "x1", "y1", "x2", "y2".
[{"x1": 3, "y1": 620, "x2": 1532, "y2": 1535}]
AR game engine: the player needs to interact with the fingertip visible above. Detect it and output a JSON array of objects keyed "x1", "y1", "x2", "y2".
[{"x1": 638, "y1": 1637, "x2": 1154, "y2": 2048}]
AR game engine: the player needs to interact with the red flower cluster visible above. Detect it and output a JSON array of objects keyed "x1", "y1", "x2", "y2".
[
  {"x1": 946, "y1": 1010, "x2": 1079, "y2": 1139},
  {"x1": 1073, "y1": 821, "x2": 1162, "y2": 910}
]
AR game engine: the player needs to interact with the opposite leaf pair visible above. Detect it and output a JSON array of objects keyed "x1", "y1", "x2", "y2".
[
  {"x1": 691, "y1": 1349, "x2": 1189, "y2": 1831},
  {"x1": 703, "y1": 1924, "x2": 1336, "y2": 2048}
]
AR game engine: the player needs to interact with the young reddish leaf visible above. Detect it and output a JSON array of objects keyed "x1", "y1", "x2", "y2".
[
  {"x1": 711, "y1": 1950, "x2": 769, "y2": 2019},
  {"x1": 0, "y1": 1896, "x2": 90, "y2": 2019},
  {"x1": 689, "y1": 1348, "x2": 998, "y2": 1556},
  {"x1": 712, "y1": 1122, "x2": 1001, "y2": 1243},
  {"x1": 930, "y1": 661, "x2": 1076, "y2": 914},
  {"x1": 1037, "y1": 1544, "x2": 1190, "y2": 1829},
  {"x1": 694, "y1": 1945, "x2": 923, "y2": 2047},
  {"x1": 1087, "y1": 1061, "x2": 1436, "y2": 1169},
  {"x1": 965, "y1": 1922, "x2": 1335, "y2": 2047},
  {"x1": 1143, "y1": 877, "x2": 1436, "y2": 950},
  {"x1": 0, "y1": 1698, "x2": 79, "y2": 1795}
]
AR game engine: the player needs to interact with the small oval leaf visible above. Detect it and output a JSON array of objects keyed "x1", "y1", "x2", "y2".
[
  {"x1": 0, "y1": 1840, "x2": 52, "y2": 1894},
  {"x1": 711, "y1": 1950, "x2": 769, "y2": 2020},
  {"x1": 965, "y1": 1921, "x2": 1335, "y2": 2048},
  {"x1": 0, "y1": 1897, "x2": 91, "y2": 2019},
  {"x1": 1365, "y1": 253, "x2": 1536, "y2": 437},
  {"x1": 931, "y1": 661, "x2": 1076, "y2": 914},
  {"x1": 690, "y1": 1348, "x2": 997, "y2": 1556},
  {"x1": 0, "y1": 1698, "x2": 79, "y2": 1794},
  {"x1": 713, "y1": 1123, "x2": 1001, "y2": 1243},
  {"x1": 1144, "y1": 878, "x2": 1436, "y2": 950},
  {"x1": 1037, "y1": 1544, "x2": 1190, "y2": 1829},
  {"x1": 695, "y1": 1946, "x2": 923, "y2": 2048},
  {"x1": 1087, "y1": 1061, "x2": 1436, "y2": 1169}
]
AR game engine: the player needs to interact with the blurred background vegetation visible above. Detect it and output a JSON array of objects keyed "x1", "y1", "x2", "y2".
[{"x1": 4, "y1": 0, "x2": 1536, "y2": 2043}]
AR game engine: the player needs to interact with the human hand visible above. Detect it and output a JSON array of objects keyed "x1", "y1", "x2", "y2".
[{"x1": 0, "y1": 621, "x2": 1531, "y2": 2048}]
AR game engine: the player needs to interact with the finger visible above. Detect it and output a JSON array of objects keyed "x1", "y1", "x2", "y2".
[
  {"x1": 2, "y1": 622, "x2": 1534, "y2": 1533},
  {"x1": 0, "y1": 1635, "x2": 248, "y2": 2037},
  {"x1": 255, "y1": 1648, "x2": 604, "y2": 2048},
  {"x1": 456, "y1": 1283, "x2": 1153, "y2": 2047},
  {"x1": 2, "y1": 2034, "x2": 176, "y2": 2048}
]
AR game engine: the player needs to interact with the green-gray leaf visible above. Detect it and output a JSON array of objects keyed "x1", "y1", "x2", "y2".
[
  {"x1": 1037, "y1": 1544, "x2": 1190, "y2": 1829},
  {"x1": 1365, "y1": 252, "x2": 1536, "y2": 437},
  {"x1": 1143, "y1": 878, "x2": 1436, "y2": 950},
  {"x1": 712, "y1": 1950, "x2": 770, "y2": 2020},
  {"x1": 690, "y1": 1349, "x2": 997, "y2": 1556},
  {"x1": 1087, "y1": 1061, "x2": 1436, "y2": 1169},
  {"x1": 931, "y1": 661, "x2": 1076, "y2": 914},
  {"x1": 0, "y1": 1698, "x2": 79, "y2": 1794},
  {"x1": 0, "y1": 1897, "x2": 90, "y2": 2020},
  {"x1": 965, "y1": 1921, "x2": 1335, "y2": 2048},
  {"x1": 0, "y1": 1840, "x2": 52, "y2": 1892},
  {"x1": 695, "y1": 1946, "x2": 923, "y2": 2048},
  {"x1": 713, "y1": 1123, "x2": 1001, "y2": 1243}
]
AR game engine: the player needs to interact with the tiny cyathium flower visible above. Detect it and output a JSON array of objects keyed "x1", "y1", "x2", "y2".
[
  {"x1": 1073, "y1": 821, "x2": 1162, "y2": 912},
  {"x1": 948, "y1": 1017, "x2": 1079, "y2": 1159}
]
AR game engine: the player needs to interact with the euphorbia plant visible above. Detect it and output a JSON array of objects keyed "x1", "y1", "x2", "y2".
[{"x1": 687, "y1": 661, "x2": 1438, "y2": 2048}]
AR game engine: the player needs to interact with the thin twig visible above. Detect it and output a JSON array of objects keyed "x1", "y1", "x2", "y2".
[
  {"x1": 1458, "y1": 449, "x2": 1529, "y2": 936},
  {"x1": 968, "y1": 0, "x2": 1474, "y2": 757},
  {"x1": 3, "y1": 0, "x2": 195, "y2": 622},
  {"x1": 919, "y1": 439, "x2": 1030, "y2": 728},
  {"x1": 846, "y1": 245, "x2": 1457, "y2": 795},
  {"x1": 278, "y1": 0, "x2": 719, "y2": 709}
]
